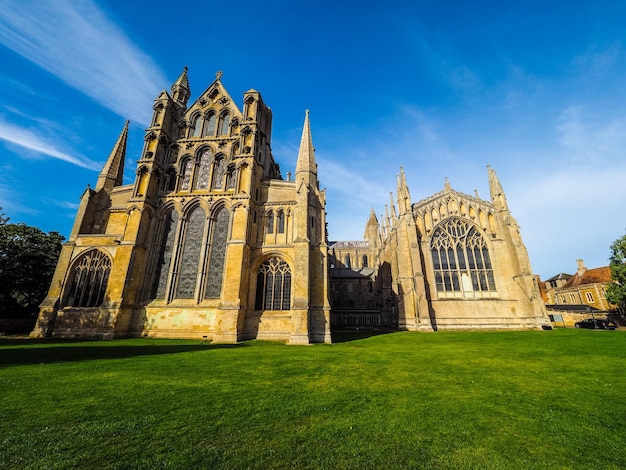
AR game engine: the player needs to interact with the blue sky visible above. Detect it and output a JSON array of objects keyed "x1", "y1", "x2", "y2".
[{"x1": 1, "y1": 0, "x2": 625, "y2": 279}]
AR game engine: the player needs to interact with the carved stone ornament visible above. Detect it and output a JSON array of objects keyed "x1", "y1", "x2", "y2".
[
  {"x1": 218, "y1": 96, "x2": 230, "y2": 106},
  {"x1": 144, "y1": 130, "x2": 156, "y2": 141},
  {"x1": 186, "y1": 142, "x2": 194, "y2": 149},
  {"x1": 241, "y1": 125, "x2": 251, "y2": 135},
  {"x1": 218, "y1": 140, "x2": 227, "y2": 148},
  {"x1": 199, "y1": 98, "x2": 208, "y2": 107}
]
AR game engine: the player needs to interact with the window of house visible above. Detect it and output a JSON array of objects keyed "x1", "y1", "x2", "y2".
[
  {"x1": 585, "y1": 292, "x2": 594, "y2": 303},
  {"x1": 569, "y1": 293, "x2": 576, "y2": 302},
  {"x1": 65, "y1": 250, "x2": 111, "y2": 307},
  {"x1": 255, "y1": 257, "x2": 291, "y2": 310},
  {"x1": 431, "y1": 217, "x2": 495, "y2": 292}
]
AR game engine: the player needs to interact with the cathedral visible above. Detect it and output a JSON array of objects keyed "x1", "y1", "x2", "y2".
[{"x1": 31, "y1": 69, "x2": 549, "y2": 343}]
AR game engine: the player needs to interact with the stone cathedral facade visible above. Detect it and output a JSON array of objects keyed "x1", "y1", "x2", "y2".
[{"x1": 32, "y1": 69, "x2": 549, "y2": 343}]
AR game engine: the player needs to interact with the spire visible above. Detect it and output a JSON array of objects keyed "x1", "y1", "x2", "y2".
[
  {"x1": 389, "y1": 192, "x2": 397, "y2": 221},
  {"x1": 487, "y1": 165, "x2": 509, "y2": 212},
  {"x1": 366, "y1": 207, "x2": 379, "y2": 227},
  {"x1": 96, "y1": 120, "x2": 128, "y2": 192},
  {"x1": 396, "y1": 166, "x2": 411, "y2": 215},
  {"x1": 295, "y1": 110, "x2": 317, "y2": 186},
  {"x1": 171, "y1": 66, "x2": 190, "y2": 106}
]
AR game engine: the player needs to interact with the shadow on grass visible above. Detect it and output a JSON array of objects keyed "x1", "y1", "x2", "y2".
[
  {"x1": 0, "y1": 338, "x2": 246, "y2": 367},
  {"x1": 330, "y1": 329, "x2": 394, "y2": 343}
]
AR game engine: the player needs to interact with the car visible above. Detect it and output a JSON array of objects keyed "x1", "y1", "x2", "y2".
[{"x1": 574, "y1": 318, "x2": 618, "y2": 330}]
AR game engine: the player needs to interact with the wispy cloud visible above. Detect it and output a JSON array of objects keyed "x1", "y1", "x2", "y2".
[
  {"x1": 0, "y1": 117, "x2": 101, "y2": 170},
  {"x1": 0, "y1": 0, "x2": 168, "y2": 125}
]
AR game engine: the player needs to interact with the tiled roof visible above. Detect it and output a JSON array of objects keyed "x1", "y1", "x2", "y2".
[
  {"x1": 545, "y1": 272, "x2": 573, "y2": 282},
  {"x1": 562, "y1": 266, "x2": 611, "y2": 288}
]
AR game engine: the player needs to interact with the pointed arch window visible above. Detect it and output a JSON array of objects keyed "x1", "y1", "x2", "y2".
[
  {"x1": 175, "y1": 207, "x2": 206, "y2": 298},
  {"x1": 344, "y1": 255, "x2": 351, "y2": 269},
  {"x1": 165, "y1": 167, "x2": 177, "y2": 192},
  {"x1": 195, "y1": 150, "x2": 213, "y2": 190},
  {"x1": 431, "y1": 217, "x2": 495, "y2": 293},
  {"x1": 65, "y1": 250, "x2": 111, "y2": 307},
  {"x1": 255, "y1": 257, "x2": 291, "y2": 310},
  {"x1": 151, "y1": 210, "x2": 179, "y2": 299},
  {"x1": 180, "y1": 158, "x2": 193, "y2": 191},
  {"x1": 219, "y1": 112, "x2": 230, "y2": 136},
  {"x1": 362, "y1": 255, "x2": 368, "y2": 268},
  {"x1": 211, "y1": 157, "x2": 226, "y2": 190},
  {"x1": 277, "y1": 211, "x2": 285, "y2": 234},
  {"x1": 203, "y1": 113, "x2": 217, "y2": 137},
  {"x1": 205, "y1": 207, "x2": 230, "y2": 298},
  {"x1": 191, "y1": 115, "x2": 202, "y2": 137}
]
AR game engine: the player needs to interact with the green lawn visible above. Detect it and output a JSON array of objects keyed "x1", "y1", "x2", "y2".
[{"x1": 1, "y1": 330, "x2": 625, "y2": 469}]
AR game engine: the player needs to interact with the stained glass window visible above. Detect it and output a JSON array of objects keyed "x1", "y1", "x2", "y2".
[
  {"x1": 254, "y1": 257, "x2": 291, "y2": 310},
  {"x1": 65, "y1": 250, "x2": 111, "y2": 307},
  {"x1": 431, "y1": 217, "x2": 495, "y2": 292},
  {"x1": 180, "y1": 159, "x2": 192, "y2": 191},
  {"x1": 195, "y1": 150, "x2": 213, "y2": 190},
  {"x1": 205, "y1": 207, "x2": 229, "y2": 298},
  {"x1": 212, "y1": 157, "x2": 225, "y2": 190},
  {"x1": 152, "y1": 210, "x2": 178, "y2": 298},
  {"x1": 175, "y1": 207, "x2": 205, "y2": 298}
]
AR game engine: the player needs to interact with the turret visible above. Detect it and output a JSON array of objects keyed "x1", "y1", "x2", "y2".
[
  {"x1": 396, "y1": 166, "x2": 411, "y2": 215},
  {"x1": 171, "y1": 66, "x2": 190, "y2": 107}
]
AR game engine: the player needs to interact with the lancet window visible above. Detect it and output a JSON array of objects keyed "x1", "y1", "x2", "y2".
[
  {"x1": 212, "y1": 157, "x2": 226, "y2": 190},
  {"x1": 277, "y1": 211, "x2": 285, "y2": 233},
  {"x1": 219, "y1": 112, "x2": 230, "y2": 136},
  {"x1": 191, "y1": 115, "x2": 202, "y2": 137},
  {"x1": 65, "y1": 250, "x2": 111, "y2": 307},
  {"x1": 431, "y1": 217, "x2": 496, "y2": 293},
  {"x1": 202, "y1": 113, "x2": 217, "y2": 137},
  {"x1": 267, "y1": 211, "x2": 274, "y2": 234},
  {"x1": 180, "y1": 158, "x2": 192, "y2": 191},
  {"x1": 195, "y1": 150, "x2": 213, "y2": 190},
  {"x1": 254, "y1": 257, "x2": 292, "y2": 310}
]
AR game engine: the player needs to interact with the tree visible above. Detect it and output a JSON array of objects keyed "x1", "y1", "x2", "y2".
[
  {"x1": 0, "y1": 206, "x2": 8, "y2": 225},
  {"x1": 0, "y1": 221, "x2": 64, "y2": 317},
  {"x1": 606, "y1": 233, "x2": 626, "y2": 313}
]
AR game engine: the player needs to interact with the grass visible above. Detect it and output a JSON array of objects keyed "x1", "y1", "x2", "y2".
[{"x1": 1, "y1": 329, "x2": 625, "y2": 469}]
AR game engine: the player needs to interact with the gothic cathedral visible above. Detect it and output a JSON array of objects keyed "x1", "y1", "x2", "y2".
[{"x1": 31, "y1": 69, "x2": 549, "y2": 343}]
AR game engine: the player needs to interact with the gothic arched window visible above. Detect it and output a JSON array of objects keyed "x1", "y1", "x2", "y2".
[
  {"x1": 362, "y1": 255, "x2": 368, "y2": 268},
  {"x1": 254, "y1": 257, "x2": 291, "y2": 310},
  {"x1": 195, "y1": 150, "x2": 213, "y2": 190},
  {"x1": 180, "y1": 158, "x2": 193, "y2": 191},
  {"x1": 277, "y1": 211, "x2": 285, "y2": 234},
  {"x1": 65, "y1": 250, "x2": 111, "y2": 307},
  {"x1": 151, "y1": 210, "x2": 179, "y2": 299},
  {"x1": 175, "y1": 206, "x2": 206, "y2": 298},
  {"x1": 267, "y1": 211, "x2": 274, "y2": 234},
  {"x1": 205, "y1": 207, "x2": 229, "y2": 298},
  {"x1": 211, "y1": 157, "x2": 225, "y2": 190},
  {"x1": 191, "y1": 115, "x2": 202, "y2": 137},
  {"x1": 203, "y1": 113, "x2": 217, "y2": 137},
  {"x1": 219, "y1": 112, "x2": 230, "y2": 136},
  {"x1": 344, "y1": 255, "x2": 351, "y2": 269},
  {"x1": 431, "y1": 217, "x2": 496, "y2": 292}
]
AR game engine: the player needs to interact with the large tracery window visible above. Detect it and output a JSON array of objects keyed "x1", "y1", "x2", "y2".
[
  {"x1": 152, "y1": 210, "x2": 179, "y2": 299},
  {"x1": 431, "y1": 218, "x2": 496, "y2": 293},
  {"x1": 175, "y1": 207, "x2": 206, "y2": 298},
  {"x1": 255, "y1": 257, "x2": 291, "y2": 310},
  {"x1": 65, "y1": 250, "x2": 111, "y2": 307},
  {"x1": 205, "y1": 207, "x2": 229, "y2": 298}
]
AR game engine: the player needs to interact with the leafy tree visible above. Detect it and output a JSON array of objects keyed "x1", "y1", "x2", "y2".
[
  {"x1": 0, "y1": 221, "x2": 64, "y2": 317},
  {"x1": 0, "y1": 206, "x2": 8, "y2": 225},
  {"x1": 606, "y1": 233, "x2": 626, "y2": 312}
]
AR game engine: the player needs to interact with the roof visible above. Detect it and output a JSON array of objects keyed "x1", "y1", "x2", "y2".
[
  {"x1": 545, "y1": 272, "x2": 573, "y2": 282},
  {"x1": 329, "y1": 241, "x2": 370, "y2": 248},
  {"x1": 546, "y1": 304, "x2": 601, "y2": 312},
  {"x1": 562, "y1": 266, "x2": 611, "y2": 288}
]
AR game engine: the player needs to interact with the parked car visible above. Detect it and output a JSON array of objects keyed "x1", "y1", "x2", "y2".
[{"x1": 574, "y1": 318, "x2": 617, "y2": 330}]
